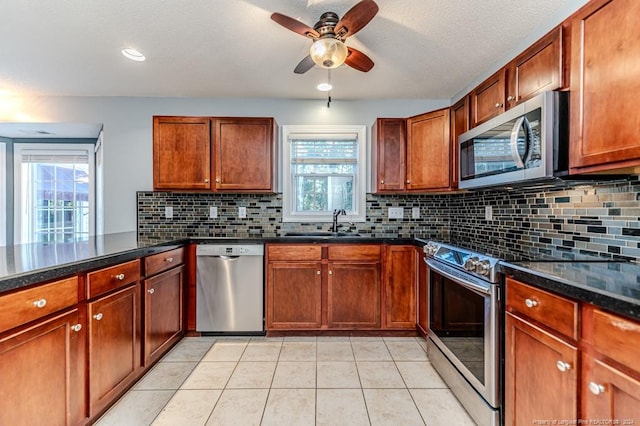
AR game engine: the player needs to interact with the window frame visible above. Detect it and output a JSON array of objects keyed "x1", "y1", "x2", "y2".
[
  {"x1": 282, "y1": 124, "x2": 367, "y2": 223},
  {"x1": 13, "y1": 143, "x2": 96, "y2": 244}
]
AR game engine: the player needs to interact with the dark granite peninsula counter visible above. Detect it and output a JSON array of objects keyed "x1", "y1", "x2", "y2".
[{"x1": 500, "y1": 260, "x2": 640, "y2": 321}]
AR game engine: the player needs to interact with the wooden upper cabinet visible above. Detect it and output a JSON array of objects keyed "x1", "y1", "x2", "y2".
[
  {"x1": 569, "y1": 0, "x2": 640, "y2": 174},
  {"x1": 406, "y1": 108, "x2": 451, "y2": 191},
  {"x1": 213, "y1": 117, "x2": 275, "y2": 191},
  {"x1": 450, "y1": 97, "x2": 469, "y2": 190},
  {"x1": 153, "y1": 116, "x2": 211, "y2": 190},
  {"x1": 506, "y1": 26, "x2": 564, "y2": 110},
  {"x1": 372, "y1": 118, "x2": 407, "y2": 192},
  {"x1": 471, "y1": 68, "x2": 506, "y2": 127}
]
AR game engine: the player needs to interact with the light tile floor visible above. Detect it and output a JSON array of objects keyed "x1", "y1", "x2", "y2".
[{"x1": 96, "y1": 336, "x2": 476, "y2": 426}]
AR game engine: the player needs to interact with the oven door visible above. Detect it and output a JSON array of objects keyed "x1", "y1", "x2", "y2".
[{"x1": 426, "y1": 258, "x2": 500, "y2": 408}]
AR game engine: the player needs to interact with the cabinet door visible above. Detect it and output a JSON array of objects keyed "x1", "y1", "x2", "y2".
[
  {"x1": 214, "y1": 118, "x2": 274, "y2": 191},
  {"x1": 0, "y1": 309, "x2": 85, "y2": 426},
  {"x1": 406, "y1": 108, "x2": 451, "y2": 191},
  {"x1": 384, "y1": 246, "x2": 416, "y2": 329},
  {"x1": 416, "y1": 247, "x2": 428, "y2": 336},
  {"x1": 471, "y1": 69, "x2": 506, "y2": 127},
  {"x1": 582, "y1": 354, "x2": 640, "y2": 422},
  {"x1": 506, "y1": 26, "x2": 563, "y2": 109},
  {"x1": 153, "y1": 116, "x2": 211, "y2": 190},
  {"x1": 143, "y1": 266, "x2": 184, "y2": 366},
  {"x1": 327, "y1": 261, "x2": 381, "y2": 329},
  {"x1": 373, "y1": 118, "x2": 406, "y2": 192},
  {"x1": 505, "y1": 313, "x2": 578, "y2": 425},
  {"x1": 266, "y1": 262, "x2": 322, "y2": 330},
  {"x1": 450, "y1": 97, "x2": 469, "y2": 190},
  {"x1": 569, "y1": 0, "x2": 640, "y2": 173},
  {"x1": 88, "y1": 285, "x2": 141, "y2": 417}
]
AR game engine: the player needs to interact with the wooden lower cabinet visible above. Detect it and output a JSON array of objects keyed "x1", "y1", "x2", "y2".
[
  {"x1": 384, "y1": 246, "x2": 416, "y2": 329},
  {"x1": 0, "y1": 309, "x2": 86, "y2": 426},
  {"x1": 88, "y1": 285, "x2": 141, "y2": 417},
  {"x1": 143, "y1": 265, "x2": 184, "y2": 366},
  {"x1": 266, "y1": 261, "x2": 322, "y2": 329},
  {"x1": 505, "y1": 312, "x2": 578, "y2": 425},
  {"x1": 327, "y1": 261, "x2": 381, "y2": 328}
]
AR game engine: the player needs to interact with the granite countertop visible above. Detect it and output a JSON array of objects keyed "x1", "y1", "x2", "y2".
[{"x1": 500, "y1": 260, "x2": 640, "y2": 321}]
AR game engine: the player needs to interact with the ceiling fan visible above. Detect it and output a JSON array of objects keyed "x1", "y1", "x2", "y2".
[{"x1": 271, "y1": 0, "x2": 378, "y2": 74}]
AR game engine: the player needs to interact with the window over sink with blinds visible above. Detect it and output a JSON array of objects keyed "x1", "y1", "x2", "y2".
[{"x1": 282, "y1": 125, "x2": 367, "y2": 223}]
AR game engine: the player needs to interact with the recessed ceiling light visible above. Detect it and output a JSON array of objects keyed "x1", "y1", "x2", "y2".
[
  {"x1": 317, "y1": 83, "x2": 332, "y2": 92},
  {"x1": 121, "y1": 48, "x2": 146, "y2": 62}
]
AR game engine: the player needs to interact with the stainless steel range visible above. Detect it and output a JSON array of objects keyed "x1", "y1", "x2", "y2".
[{"x1": 423, "y1": 241, "x2": 502, "y2": 426}]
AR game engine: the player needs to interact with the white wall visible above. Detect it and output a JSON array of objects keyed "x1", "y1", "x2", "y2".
[{"x1": 4, "y1": 96, "x2": 449, "y2": 233}]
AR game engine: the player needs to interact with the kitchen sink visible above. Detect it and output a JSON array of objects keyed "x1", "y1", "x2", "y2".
[{"x1": 284, "y1": 232, "x2": 362, "y2": 238}]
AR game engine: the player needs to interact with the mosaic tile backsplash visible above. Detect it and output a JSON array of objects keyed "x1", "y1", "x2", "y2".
[{"x1": 137, "y1": 177, "x2": 640, "y2": 262}]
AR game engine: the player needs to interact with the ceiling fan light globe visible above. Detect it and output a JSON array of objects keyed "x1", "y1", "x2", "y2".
[{"x1": 309, "y1": 38, "x2": 348, "y2": 69}]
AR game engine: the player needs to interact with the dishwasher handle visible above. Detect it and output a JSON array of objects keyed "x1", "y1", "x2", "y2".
[{"x1": 213, "y1": 255, "x2": 240, "y2": 260}]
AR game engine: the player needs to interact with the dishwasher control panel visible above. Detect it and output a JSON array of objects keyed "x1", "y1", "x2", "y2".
[{"x1": 196, "y1": 244, "x2": 264, "y2": 256}]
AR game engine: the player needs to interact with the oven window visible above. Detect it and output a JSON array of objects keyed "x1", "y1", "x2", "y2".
[{"x1": 429, "y1": 272, "x2": 486, "y2": 385}]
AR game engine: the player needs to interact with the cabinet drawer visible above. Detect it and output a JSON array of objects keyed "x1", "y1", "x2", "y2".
[
  {"x1": 0, "y1": 276, "x2": 79, "y2": 333},
  {"x1": 144, "y1": 247, "x2": 184, "y2": 277},
  {"x1": 506, "y1": 278, "x2": 578, "y2": 340},
  {"x1": 267, "y1": 245, "x2": 322, "y2": 261},
  {"x1": 87, "y1": 260, "x2": 140, "y2": 299},
  {"x1": 588, "y1": 306, "x2": 640, "y2": 373},
  {"x1": 328, "y1": 245, "x2": 381, "y2": 261}
]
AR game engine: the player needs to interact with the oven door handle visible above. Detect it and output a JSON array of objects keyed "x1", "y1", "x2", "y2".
[{"x1": 425, "y1": 258, "x2": 493, "y2": 296}]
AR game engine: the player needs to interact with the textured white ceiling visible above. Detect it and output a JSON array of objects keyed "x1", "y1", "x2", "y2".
[{"x1": 0, "y1": 0, "x2": 584, "y2": 100}]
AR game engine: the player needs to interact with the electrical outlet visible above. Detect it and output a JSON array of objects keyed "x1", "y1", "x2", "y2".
[
  {"x1": 485, "y1": 205, "x2": 493, "y2": 221},
  {"x1": 165, "y1": 206, "x2": 173, "y2": 219},
  {"x1": 388, "y1": 207, "x2": 404, "y2": 219},
  {"x1": 209, "y1": 206, "x2": 218, "y2": 219},
  {"x1": 238, "y1": 206, "x2": 247, "y2": 218},
  {"x1": 412, "y1": 207, "x2": 420, "y2": 219}
]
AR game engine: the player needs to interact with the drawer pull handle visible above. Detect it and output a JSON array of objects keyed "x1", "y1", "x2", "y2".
[
  {"x1": 166, "y1": 257, "x2": 174, "y2": 263},
  {"x1": 93, "y1": 313, "x2": 103, "y2": 321},
  {"x1": 525, "y1": 298, "x2": 538, "y2": 308},
  {"x1": 556, "y1": 361, "x2": 571, "y2": 372},
  {"x1": 71, "y1": 324, "x2": 82, "y2": 332},
  {"x1": 589, "y1": 382, "x2": 606, "y2": 395},
  {"x1": 148, "y1": 288, "x2": 155, "y2": 294},
  {"x1": 33, "y1": 299, "x2": 47, "y2": 308},
  {"x1": 114, "y1": 273, "x2": 125, "y2": 281}
]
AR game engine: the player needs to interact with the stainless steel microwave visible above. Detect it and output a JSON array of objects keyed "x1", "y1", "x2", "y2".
[{"x1": 458, "y1": 91, "x2": 568, "y2": 190}]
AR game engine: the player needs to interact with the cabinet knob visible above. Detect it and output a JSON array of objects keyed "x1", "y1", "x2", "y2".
[
  {"x1": 114, "y1": 273, "x2": 125, "y2": 281},
  {"x1": 71, "y1": 324, "x2": 82, "y2": 332},
  {"x1": 329, "y1": 270, "x2": 333, "y2": 275},
  {"x1": 495, "y1": 102, "x2": 503, "y2": 108},
  {"x1": 507, "y1": 95, "x2": 515, "y2": 102},
  {"x1": 93, "y1": 313, "x2": 103, "y2": 321},
  {"x1": 204, "y1": 178, "x2": 209, "y2": 183},
  {"x1": 406, "y1": 180, "x2": 410, "y2": 184},
  {"x1": 317, "y1": 270, "x2": 321, "y2": 275},
  {"x1": 525, "y1": 298, "x2": 538, "y2": 308},
  {"x1": 148, "y1": 288, "x2": 155, "y2": 294},
  {"x1": 32, "y1": 298, "x2": 47, "y2": 308},
  {"x1": 589, "y1": 382, "x2": 606, "y2": 395},
  {"x1": 556, "y1": 360, "x2": 571, "y2": 372},
  {"x1": 216, "y1": 178, "x2": 220, "y2": 183},
  {"x1": 165, "y1": 257, "x2": 174, "y2": 263},
  {"x1": 380, "y1": 180, "x2": 384, "y2": 184}
]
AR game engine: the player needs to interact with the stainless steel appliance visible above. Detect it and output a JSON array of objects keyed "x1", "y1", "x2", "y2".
[
  {"x1": 196, "y1": 244, "x2": 264, "y2": 334},
  {"x1": 424, "y1": 241, "x2": 502, "y2": 426},
  {"x1": 459, "y1": 91, "x2": 568, "y2": 190}
]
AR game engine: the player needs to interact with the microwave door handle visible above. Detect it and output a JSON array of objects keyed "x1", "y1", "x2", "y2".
[{"x1": 509, "y1": 116, "x2": 527, "y2": 169}]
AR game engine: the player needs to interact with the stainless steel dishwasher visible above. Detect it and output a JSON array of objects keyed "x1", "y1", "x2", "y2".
[{"x1": 196, "y1": 244, "x2": 264, "y2": 334}]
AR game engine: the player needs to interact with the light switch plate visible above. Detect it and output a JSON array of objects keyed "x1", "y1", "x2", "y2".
[
  {"x1": 412, "y1": 207, "x2": 420, "y2": 219},
  {"x1": 238, "y1": 206, "x2": 247, "y2": 218},
  {"x1": 165, "y1": 206, "x2": 173, "y2": 219},
  {"x1": 209, "y1": 206, "x2": 218, "y2": 219},
  {"x1": 485, "y1": 205, "x2": 493, "y2": 221},
  {"x1": 388, "y1": 207, "x2": 404, "y2": 219}
]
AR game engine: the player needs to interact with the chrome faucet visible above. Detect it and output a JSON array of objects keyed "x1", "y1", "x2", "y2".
[{"x1": 331, "y1": 209, "x2": 346, "y2": 233}]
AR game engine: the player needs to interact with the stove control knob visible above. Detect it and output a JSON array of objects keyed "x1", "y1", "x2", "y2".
[
  {"x1": 424, "y1": 243, "x2": 438, "y2": 256},
  {"x1": 464, "y1": 257, "x2": 479, "y2": 271},
  {"x1": 476, "y1": 260, "x2": 491, "y2": 276}
]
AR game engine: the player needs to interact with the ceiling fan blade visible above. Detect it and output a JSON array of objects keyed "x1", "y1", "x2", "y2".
[
  {"x1": 294, "y1": 55, "x2": 316, "y2": 74},
  {"x1": 345, "y1": 47, "x2": 374, "y2": 72},
  {"x1": 271, "y1": 13, "x2": 319, "y2": 39},
  {"x1": 335, "y1": 0, "x2": 379, "y2": 39}
]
